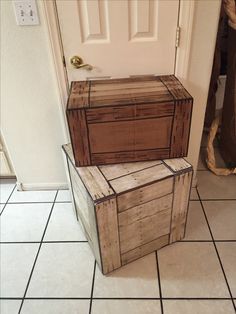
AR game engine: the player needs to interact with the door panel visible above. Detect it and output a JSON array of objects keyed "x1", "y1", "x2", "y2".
[{"x1": 56, "y1": 0, "x2": 179, "y2": 82}]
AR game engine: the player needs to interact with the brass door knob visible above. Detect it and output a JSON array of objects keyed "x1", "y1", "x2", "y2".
[{"x1": 70, "y1": 56, "x2": 93, "y2": 70}]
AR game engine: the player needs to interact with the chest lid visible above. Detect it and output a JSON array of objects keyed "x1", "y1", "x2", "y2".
[
  {"x1": 63, "y1": 144, "x2": 192, "y2": 203},
  {"x1": 67, "y1": 75, "x2": 192, "y2": 110}
]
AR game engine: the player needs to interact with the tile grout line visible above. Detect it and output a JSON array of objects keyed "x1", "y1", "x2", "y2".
[
  {"x1": 180, "y1": 240, "x2": 236, "y2": 243},
  {"x1": 1, "y1": 296, "x2": 235, "y2": 300},
  {"x1": 195, "y1": 198, "x2": 236, "y2": 201},
  {"x1": 89, "y1": 261, "x2": 96, "y2": 314},
  {"x1": 0, "y1": 241, "x2": 88, "y2": 244},
  {"x1": 0, "y1": 184, "x2": 17, "y2": 216},
  {"x1": 155, "y1": 251, "x2": 164, "y2": 314},
  {"x1": 2, "y1": 240, "x2": 236, "y2": 245},
  {"x1": 196, "y1": 188, "x2": 236, "y2": 312},
  {"x1": 197, "y1": 169, "x2": 211, "y2": 172},
  {"x1": 17, "y1": 190, "x2": 59, "y2": 314},
  {"x1": 4, "y1": 201, "x2": 72, "y2": 205},
  {"x1": 190, "y1": 199, "x2": 236, "y2": 201},
  {"x1": 3, "y1": 180, "x2": 235, "y2": 310}
]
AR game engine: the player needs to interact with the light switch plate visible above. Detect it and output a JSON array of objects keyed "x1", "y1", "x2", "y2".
[{"x1": 13, "y1": 0, "x2": 39, "y2": 26}]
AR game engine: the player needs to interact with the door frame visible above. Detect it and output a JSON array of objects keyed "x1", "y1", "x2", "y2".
[{"x1": 42, "y1": 0, "x2": 195, "y2": 107}]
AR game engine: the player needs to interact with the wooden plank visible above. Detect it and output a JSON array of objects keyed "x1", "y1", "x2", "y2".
[
  {"x1": 68, "y1": 159, "x2": 102, "y2": 269},
  {"x1": 163, "y1": 158, "x2": 192, "y2": 172},
  {"x1": 67, "y1": 81, "x2": 90, "y2": 109},
  {"x1": 77, "y1": 167, "x2": 115, "y2": 201},
  {"x1": 121, "y1": 234, "x2": 169, "y2": 265},
  {"x1": 119, "y1": 198, "x2": 172, "y2": 253},
  {"x1": 63, "y1": 143, "x2": 79, "y2": 164},
  {"x1": 88, "y1": 116, "x2": 172, "y2": 154},
  {"x1": 110, "y1": 164, "x2": 173, "y2": 194},
  {"x1": 90, "y1": 76, "x2": 160, "y2": 86},
  {"x1": 63, "y1": 153, "x2": 78, "y2": 221},
  {"x1": 119, "y1": 193, "x2": 173, "y2": 226},
  {"x1": 90, "y1": 85, "x2": 167, "y2": 97},
  {"x1": 170, "y1": 171, "x2": 192, "y2": 243},
  {"x1": 91, "y1": 78, "x2": 161, "y2": 87},
  {"x1": 160, "y1": 75, "x2": 192, "y2": 100},
  {"x1": 117, "y1": 177, "x2": 174, "y2": 212},
  {"x1": 89, "y1": 91, "x2": 173, "y2": 107},
  {"x1": 69, "y1": 161, "x2": 91, "y2": 227},
  {"x1": 88, "y1": 76, "x2": 173, "y2": 107},
  {"x1": 99, "y1": 160, "x2": 162, "y2": 181},
  {"x1": 66, "y1": 109, "x2": 91, "y2": 166},
  {"x1": 91, "y1": 148, "x2": 169, "y2": 165},
  {"x1": 170, "y1": 99, "x2": 193, "y2": 158},
  {"x1": 96, "y1": 198, "x2": 121, "y2": 274},
  {"x1": 63, "y1": 144, "x2": 115, "y2": 202},
  {"x1": 86, "y1": 102, "x2": 174, "y2": 123}
]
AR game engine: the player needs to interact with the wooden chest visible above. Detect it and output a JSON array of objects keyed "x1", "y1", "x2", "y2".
[
  {"x1": 66, "y1": 75, "x2": 193, "y2": 167},
  {"x1": 63, "y1": 143, "x2": 193, "y2": 274}
]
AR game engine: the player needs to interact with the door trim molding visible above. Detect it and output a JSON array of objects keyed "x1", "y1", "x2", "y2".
[
  {"x1": 175, "y1": 0, "x2": 195, "y2": 80},
  {"x1": 42, "y1": 0, "x2": 69, "y2": 106}
]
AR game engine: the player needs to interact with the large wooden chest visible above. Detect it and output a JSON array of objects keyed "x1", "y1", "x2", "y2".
[
  {"x1": 63, "y1": 143, "x2": 193, "y2": 274},
  {"x1": 66, "y1": 75, "x2": 193, "y2": 167}
]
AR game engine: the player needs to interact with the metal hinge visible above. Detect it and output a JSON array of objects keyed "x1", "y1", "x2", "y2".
[
  {"x1": 62, "y1": 55, "x2": 66, "y2": 67},
  {"x1": 175, "y1": 26, "x2": 181, "y2": 48}
]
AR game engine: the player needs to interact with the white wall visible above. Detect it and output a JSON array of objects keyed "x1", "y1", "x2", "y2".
[
  {"x1": 1, "y1": 1, "x2": 68, "y2": 189},
  {"x1": 177, "y1": 0, "x2": 221, "y2": 182}
]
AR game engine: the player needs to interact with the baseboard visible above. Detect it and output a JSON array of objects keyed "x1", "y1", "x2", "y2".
[
  {"x1": 16, "y1": 182, "x2": 69, "y2": 191},
  {"x1": 16, "y1": 177, "x2": 198, "y2": 191},
  {"x1": 0, "y1": 175, "x2": 16, "y2": 179}
]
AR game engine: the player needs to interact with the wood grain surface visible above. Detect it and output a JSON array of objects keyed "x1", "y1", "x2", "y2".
[
  {"x1": 110, "y1": 163, "x2": 173, "y2": 194},
  {"x1": 63, "y1": 144, "x2": 192, "y2": 274},
  {"x1": 121, "y1": 234, "x2": 169, "y2": 265},
  {"x1": 118, "y1": 194, "x2": 172, "y2": 254},
  {"x1": 96, "y1": 198, "x2": 121, "y2": 274},
  {"x1": 86, "y1": 102, "x2": 174, "y2": 123},
  {"x1": 66, "y1": 109, "x2": 90, "y2": 166},
  {"x1": 169, "y1": 99, "x2": 193, "y2": 158},
  {"x1": 169, "y1": 171, "x2": 193, "y2": 242},
  {"x1": 63, "y1": 144, "x2": 115, "y2": 202},
  {"x1": 117, "y1": 177, "x2": 174, "y2": 212},
  {"x1": 66, "y1": 75, "x2": 193, "y2": 166},
  {"x1": 159, "y1": 75, "x2": 192, "y2": 100},
  {"x1": 68, "y1": 158, "x2": 102, "y2": 269},
  {"x1": 163, "y1": 158, "x2": 192, "y2": 173},
  {"x1": 89, "y1": 77, "x2": 172, "y2": 107},
  {"x1": 99, "y1": 160, "x2": 162, "y2": 181},
  {"x1": 67, "y1": 81, "x2": 90, "y2": 109},
  {"x1": 91, "y1": 148, "x2": 170, "y2": 165},
  {"x1": 88, "y1": 116, "x2": 172, "y2": 154}
]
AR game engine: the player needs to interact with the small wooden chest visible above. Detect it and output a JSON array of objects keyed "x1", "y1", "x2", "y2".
[
  {"x1": 63, "y1": 143, "x2": 193, "y2": 274},
  {"x1": 66, "y1": 75, "x2": 193, "y2": 167}
]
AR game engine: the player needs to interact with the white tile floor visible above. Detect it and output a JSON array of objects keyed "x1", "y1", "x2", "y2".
[{"x1": 1, "y1": 134, "x2": 236, "y2": 314}]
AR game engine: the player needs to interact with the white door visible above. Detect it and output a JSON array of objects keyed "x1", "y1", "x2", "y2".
[{"x1": 56, "y1": 0, "x2": 179, "y2": 82}]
